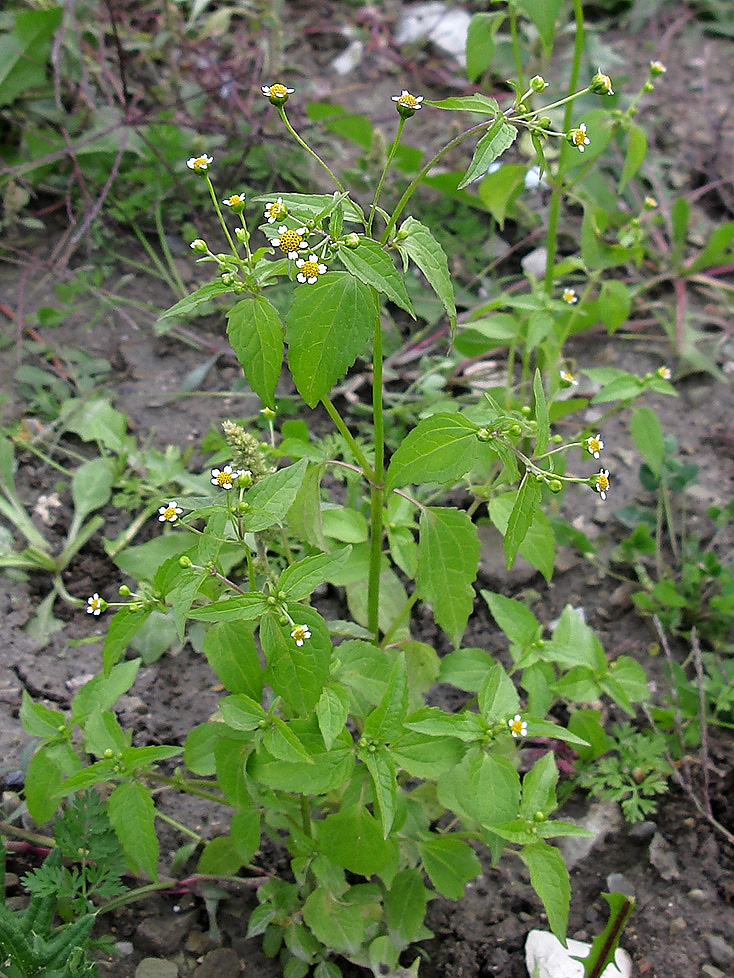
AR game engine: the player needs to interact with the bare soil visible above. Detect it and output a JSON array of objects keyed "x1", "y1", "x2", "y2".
[{"x1": 2, "y1": 3, "x2": 734, "y2": 977}]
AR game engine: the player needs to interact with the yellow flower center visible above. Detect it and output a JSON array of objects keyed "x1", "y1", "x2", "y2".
[
  {"x1": 572, "y1": 128, "x2": 587, "y2": 146},
  {"x1": 292, "y1": 626, "x2": 308, "y2": 643},
  {"x1": 399, "y1": 93, "x2": 419, "y2": 108},
  {"x1": 510, "y1": 718, "x2": 524, "y2": 736},
  {"x1": 267, "y1": 202, "x2": 285, "y2": 220},
  {"x1": 279, "y1": 230, "x2": 303, "y2": 254},
  {"x1": 589, "y1": 437, "x2": 601, "y2": 454},
  {"x1": 300, "y1": 260, "x2": 321, "y2": 279},
  {"x1": 193, "y1": 156, "x2": 209, "y2": 171},
  {"x1": 163, "y1": 506, "x2": 177, "y2": 519},
  {"x1": 597, "y1": 474, "x2": 609, "y2": 492},
  {"x1": 217, "y1": 471, "x2": 233, "y2": 487},
  {"x1": 269, "y1": 84, "x2": 289, "y2": 99}
]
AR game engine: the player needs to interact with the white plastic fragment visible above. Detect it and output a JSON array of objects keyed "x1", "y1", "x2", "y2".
[
  {"x1": 525, "y1": 929, "x2": 632, "y2": 978},
  {"x1": 394, "y1": 2, "x2": 471, "y2": 64},
  {"x1": 331, "y1": 39, "x2": 364, "y2": 76}
]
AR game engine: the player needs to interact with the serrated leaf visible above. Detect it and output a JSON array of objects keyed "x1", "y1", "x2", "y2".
[
  {"x1": 260, "y1": 606, "x2": 331, "y2": 715},
  {"x1": 317, "y1": 806, "x2": 395, "y2": 876},
  {"x1": 383, "y1": 868, "x2": 429, "y2": 944},
  {"x1": 398, "y1": 217, "x2": 456, "y2": 330},
  {"x1": 202, "y1": 621, "x2": 263, "y2": 700},
  {"x1": 338, "y1": 238, "x2": 413, "y2": 314},
  {"x1": 244, "y1": 458, "x2": 309, "y2": 531},
  {"x1": 278, "y1": 546, "x2": 352, "y2": 601},
  {"x1": 515, "y1": 0, "x2": 563, "y2": 55},
  {"x1": 219, "y1": 693, "x2": 267, "y2": 731},
  {"x1": 108, "y1": 781, "x2": 159, "y2": 880},
  {"x1": 317, "y1": 684, "x2": 350, "y2": 750},
  {"x1": 477, "y1": 662, "x2": 519, "y2": 722},
  {"x1": 73, "y1": 659, "x2": 141, "y2": 717},
  {"x1": 187, "y1": 592, "x2": 269, "y2": 622},
  {"x1": 304, "y1": 886, "x2": 382, "y2": 957},
  {"x1": 102, "y1": 607, "x2": 151, "y2": 673},
  {"x1": 519, "y1": 843, "x2": 569, "y2": 941},
  {"x1": 418, "y1": 835, "x2": 481, "y2": 900},
  {"x1": 226, "y1": 294, "x2": 284, "y2": 407},
  {"x1": 416, "y1": 507, "x2": 479, "y2": 647},
  {"x1": 197, "y1": 835, "x2": 244, "y2": 876},
  {"x1": 499, "y1": 474, "x2": 542, "y2": 569},
  {"x1": 481, "y1": 590, "x2": 541, "y2": 648},
  {"x1": 385, "y1": 413, "x2": 479, "y2": 491},
  {"x1": 458, "y1": 117, "x2": 518, "y2": 189},
  {"x1": 363, "y1": 654, "x2": 407, "y2": 743},
  {"x1": 520, "y1": 751, "x2": 558, "y2": 818},
  {"x1": 630, "y1": 406, "x2": 665, "y2": 476},
  {"x1": 426, "y1": 94, "x2": 501, "y2": 115},
  {"x1": 0, "y1": 7, "x2": 63, "y2": 107},
  {"x1": 363, "y1": 748, "x2": 398, "y2": 837},
  {"x1": 157, "y1": 280, "x2": 236, "y2": 323},
  {"x1": 465, "y1": 12, "x2": 499, "y2": 82},
  {"x1": 264, "y1": 718, "x2": 315, "y2": 764},
  {"x1": 286, "y1": 272, "x2": 376, "y2": 407}
]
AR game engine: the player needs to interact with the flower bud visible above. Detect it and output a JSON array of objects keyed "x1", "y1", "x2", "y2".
[
  {"x1": 190, "y1": 239, "x2": 208, "y2": 253},
  {"x1": 548, "y1": 479, "x2": 563, "y2": 493},
  {"x1": 344, "y1": 232, "x2": 360, "y2": 248},
  {"x1": 178, "y1": 555, "x2": 192, "y2": 568},
  {"x1": 530, "y1": 75, "x2": 548, "y2": 92},
  {"x1": 649, "y1": 61, "x2": 666, "y2": 76},
  {"x1": 590, "y1": 69, "x2": 614, "y2": 96},
  {"x1": 119, "y1": 584, "x2": 131, "y2": 596}
]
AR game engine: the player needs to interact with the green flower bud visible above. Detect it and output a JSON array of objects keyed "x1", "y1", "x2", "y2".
[
  {"x1": 178, "y1": 555, "x2": 192, "y2": 568},
  {"x1": 530, "y1": 75, "x2": 548, "y2": 92},
  {"x1": 590, "y1": 69, "x2": 614, "y2": 96},
  {"x1": 189, "y1": 239, "x2": 208, "y2": 253},
  {"x1": 344, "y1": 232, "x2": 360, "y2": 248},
  {"x1": 548, "y1": 479, "x2": 563, "y2": 493},
  {"x1": 551, "y1": 434, "x2": 563, "y2": 444},
  {"x1": 119, "y1": 584, "x2": 131, "y2": 596}
]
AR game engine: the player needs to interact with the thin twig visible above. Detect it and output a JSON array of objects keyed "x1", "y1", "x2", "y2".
[{"x1": 690, "y1": 627, "x2": 713, "y2": 817}]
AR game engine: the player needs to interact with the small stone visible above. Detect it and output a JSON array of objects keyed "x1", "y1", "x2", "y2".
[
  {"x1": 629, "y1": 820, "x2": 656, "y2": 841},
  {"x1": 706, "y1": 934, "x2": 734, "y2": 969},
  {"x1": 606, "y1": 873, "x2": 635, "y2": 900},
  {"x1": 701, "y1": 965, "x2": 726, "y2": 978},
  {"x1": 688, "y1": 888, "x2": 709, "y2": 904},
  {"x1": 135, "y1": 959, "x2": 179, "y2": 978},
  {"x1": 649, "y1": 832, "x2": 680, "y2": 881},
  {"x1": 521, "y1": 247, "x2": 547, "y2": 279},
  {"x1": 115, "y1": 941, "x2": 135, "y2": 956},
  {"x1": 192, "y1": 948, "x2": 242, "y2": 978},
  {"x1": 669, "y1": 916, "x2": 687, "y2": 936},
  {"x1": 135, "y1": 911, "x2": 196, "y2": 956}
]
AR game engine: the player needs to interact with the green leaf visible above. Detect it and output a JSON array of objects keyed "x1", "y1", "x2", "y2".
[
  {"x1": 338, "y1": 238, "x2": 413, "y2": 315},
  {"x1": 418, "y1": 835, "x2": 482, "y2": 900},
  {"x1": 317, "y1": 684, "x2": 350, "y2": 750},
  {"x1": 244, "y1": 458, "x2": 309, "y2": 531},
  {"x1": 157, "y1": 280, "x2": 236, "y2": 323},
  {"x1": 416, "y1": 507, "x2": 479, "y2": 647},
  {"x1": 184, "y1": 722, "x2": 229, "y2": 776},
  {"x1": 0, "y1": 6, "x2": 63, "y2": 107},
  {"x1": 303, "y1": 885, "x2": 382, "y2": 957},
  {"x1": 260, "y1": 606, "x2": 331, "y2": 715},
  {"x1": 481, "y1": 590, "x2": 541, "y2": 648},
  {"x1": 525, "y1": 718, "x2": 591, "y2": 748},
  {"x1": 363, "y1": 654, "x2": 408, "y2": 743},
  {"x1": 102, "y1": 607, "x2": 151, "y2": 673},
  {"x1": 219, "y1": 693, "x2": 267, "y2": 731},
  {"x1": 215, "y1": 738, "x2": 251, "y2": 809},
  {"x1": 580, "y1": 892, "x2": 635, "y2": 978},
  {"x1": 426, "y1": 94, "x2": 501, "y2": 115},
  {"x1": 198, "y1": 836, "x2": 245, "y2": 876},
  {"x1": 188, "y1": 592, "x2": 269, "y2": 623},
  {"x1": 108, "y1": 782, "x2": 159, "y2": 880},
  {"x1": 545, "y1": 605, "x2": 606, "y2": 672},
  {"x1": 25, "y1": 743, "x2": 81, "y2": 825},
  {"x1": 465, "y1": 12, "x2": 500, "y2": 82},
  {"x1": 519, "y1": 844, "x2": 569, "y2": 941},
  {"x1": 263, "y1": 718, "x2": 315, "y2": 764},
  {"x1": 317, "y1": 806, "x2": 396, "y2": 876},
  {"x1": 520, "y1": 751, "x2": 558, "y2": 818},
  {"x1": 478, "y1": 662, "x2": 519, "y2": 723},
  {"x1": 250, "y1": 719, "x2": 354, "y2": 795},
  {"x1": 251, "y1": 192, "x2": 365, "y2": 224},
  {"x1": 602, "y1": 656, "x2": 650, "y2": 714},
  {"x1": 597, "y1": 279, "x2": 631, "y2": 333},
  {"x1": 72, "y1": 659, "x2": 140, "y2": 718},
  {"x1": 383, "y1": 868, "x2": 430, "y2": 944},
  {"x1": 70, "y1": 457, "x2": 114, "y2": 524},
  {"x1": 458, "y1": 117, "x2": 518, "y2": 189},
  {"x1": 438, "y1": 751, "x2": 520, "y2": 830},
  {"x1": 490, "y1": 489, "x2": 555, "y2": 582},
  {"x1": 389, "y1": 730, "x2": 464, "y2": 778},
  {"x1": 385, "y1": 413, "x2": 479, "y2": 491},
  {"x1": 439, "y1": 647, "x2": 494, "y2": 692},
  {"x1": 362, "y1": 748, "x2": 398, "y2": 837},
  {"x1": 278, "y1": 546, "x2": 352, "y2": 601},
  {"x1": 501, "y1": 473, "x2": 542, "y2": 569},
  {"x1": 203, "y1": 621, "x2": 263, "y2": 700},
  {"x1": 619, "y1": 123, "x2": 647, "y2": 193},
  {"x1": 20, "y1": 691, "x2": 65, "y2": 738},
  {"x1": 226, "y1": 294, "x2": 284, "y2": 408},
  {"x1": 515, "y1": 0, "x2": 563, "y2": 55},
  {"x1": 286, "y1": 272, "x2": 376, "y2": 407},
  {"x1": 533, "y1": 370, "x2": 549, "y2": 455},
  {"x1": 398, "y1": 217, "x2": 456, "y2": 329},
  {"x1": 477, "y1": 163, "x2": 527, "y2": 227},
  {"x1": 630, "y1": 406, "x2": 665, "y2": 476}
]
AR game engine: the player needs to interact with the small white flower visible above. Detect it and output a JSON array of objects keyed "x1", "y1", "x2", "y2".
[
  {"x1": 186, "y1": 154, "x2": 213, "y2": 173},
  {"x1": 508, "y1": 714, "x2": 527, "y2": 738},
  {"x1": 158, "y1": 501, "x2": 183, "y2": 522},
  {"x1": 86, "y1": 593, "x2": 104, "y2": 616},
  {"x1": 291, "y1": 624, "x2": 311, "y2": 646},
  {"x1": 296, "y1": 254, "x2": 327, "y2": 284},
  {"x1": 586, "y1": 434, "x2": 604, "y2": 459}
]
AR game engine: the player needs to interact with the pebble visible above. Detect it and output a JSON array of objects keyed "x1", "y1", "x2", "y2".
[
  {"x1": 701, "y1": 966, "x2": 726, "y2": 978},
  {"x1": 394, "y1": 2, "x2": 471, "y2": 64},
  {"x1": 688, "y1": 888, "x2": 709, "y2": 904},
  {"x1": 114, "y1": 941, "x2": 135, "y2": 956},
  {"x1": 135, "y1": 960, "x2": 178, "y2": 978},
  {"x1": 606, "y1": 873, "x2": 635, "y2": 900},
  {"x1": 669, "y1": 916, "x2": 687, "y2": 936},
  {"x1": 135, "y1": 912, "x2": 197, "y2": 956},
  {"x1": 706, "y1": 934, "x2": 734, "y2": 969},
  {"x1": 649, "y1": 832, "x2": 680, "y2": 881},
  {"x1": 192, "y1": 948, "x2": 242, "y2": 978}
]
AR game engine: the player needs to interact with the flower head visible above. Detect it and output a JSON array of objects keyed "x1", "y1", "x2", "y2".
[
  {"x1": 211, "y1": 465, "x2": 237, "y2": 489},
  {"x1": 559, "y1": 369, "x2": 578, "y2": 388},
  {"x1": 392, "y1": 90, "x2": 423, "y2": 118},
  {"x1": 86, "y1": 593, "x2": 105, "y2": 616},
  {"x1": 262, "y1": 83, "x2": 295, "y2": 105},
  {"x1": 594, "y1": 468, "x2": 611, "y2": 501},
  {"x1": 568, "y1": 123, "x2": 590, "y2": 152},
  {"x1": 187, "y1": 154, "x2": 213, "y2": 174},
  {"x1": 586, "y1": 433, "x2": 604, "y2": 459},
  {"x1": 644, "y1": 196, "x2": 658, "y2": 210},
  {"x1": 223, "y1": 193, "x2": 246, "y2": 211},
  {"x1": 296, "y1": 254, "x2": 327, "y2": 284},
  {"x1": 291, "y1": 624, "x2": 311, "y2": 646},
  {"x1": 590, "y1": 69, "x2": 614, "y2": 96},
  {"x1": 271, "y1": 225, "x2": 308, "y2": 260},
  {"x1": 158, "y1": 501, "x2": 183, "y2": 522},
  {"x1": 562, "y1": 287, "x2": 579, "y2": 305},
  {"x1": 649, "y1": 60, "x2": 666, "y2": 76},
  {"x1": 264, "y1": 198, "x2": 287, "y2": 224},
  {"x1": 656, "y1": 366, "x2": 671, "y2": 380},
  {"x1": 508, "y1": 714, "x2": 527, "y2": 738}
]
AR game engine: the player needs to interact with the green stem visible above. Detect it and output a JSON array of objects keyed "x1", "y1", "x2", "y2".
[
  {"x1": 320, "y1": 396, "x2": 374, "y2": 478},
  {"x1": 368, "y1": 295, "x2": 385, "y2": 639},
  {"x1": 368, "y1": 117, "x2": 405, "y2": 236},
  {"x1": 380, "y1": 591, "x2": 419, "y2": 648},
  {"x1": 278, "y1": 106, "x2": 347, "y2": 193},
  {"x1": 509, "y1": 8, "x2": 526, "y2": 91},
  {"x1": 543, "y1": 0, "x2": 585, "y2": 297},
  {"x1": 205, "y1": 176, "x2": 251, "y2": 268},
  {"x1": 380, "y1": 118, "x2": 501, "y2": 245}
]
